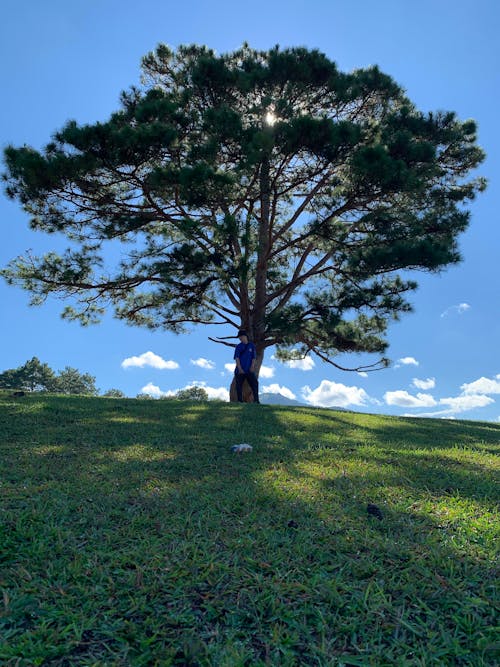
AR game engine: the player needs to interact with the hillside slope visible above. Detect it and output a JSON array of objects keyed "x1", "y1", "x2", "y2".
[{"x1": 1, "y1": 393, "x2": 498, "y2": 665}]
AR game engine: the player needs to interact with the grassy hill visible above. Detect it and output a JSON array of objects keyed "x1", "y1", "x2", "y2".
[{"x1": 0, "y1": 392, "x2": 498, "y2": 666}]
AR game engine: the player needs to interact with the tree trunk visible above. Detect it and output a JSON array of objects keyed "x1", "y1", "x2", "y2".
[
  {"x1": 229, "y1": 375, "x2": 255, "y2": 403},
  {"x1": 253, "y1": 154, "x2": 270, "y2": 348},
  {"x1": 228, "y1": 348, "x2": 264, "y2": 403},
  {"x1": 229, "y1": 152, "x2": 270, "y2": 403}
]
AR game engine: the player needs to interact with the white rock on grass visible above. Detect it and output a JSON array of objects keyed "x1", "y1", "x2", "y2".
[{"x1": 231, "y1": 444, "x2": 253, "y2": 453}]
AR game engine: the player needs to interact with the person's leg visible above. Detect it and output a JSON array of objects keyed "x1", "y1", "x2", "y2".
[
  {"x1": 246, "y1": 372, "x2": 260, "y2": 403},
  {"x1": 235, "y1": 372, "x2": 244, "y2": 402}
]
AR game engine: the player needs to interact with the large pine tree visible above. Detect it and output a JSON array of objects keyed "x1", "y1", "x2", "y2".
[{"x1": 2, "y1": 44, "x2": 486, "y2": 374}]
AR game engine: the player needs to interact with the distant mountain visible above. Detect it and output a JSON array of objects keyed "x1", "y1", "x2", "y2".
[{"x1": 259, "y1": 392, "x2": 305, "y2": 407}]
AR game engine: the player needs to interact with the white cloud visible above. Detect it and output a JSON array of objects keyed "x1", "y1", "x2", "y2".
[
  {"x1": 402, "y1": 412, "x2": 455, "y2": 419},
  {"x1": 384, "y1": 390, "x2": 437, "y2": 408},
  {"x1": 460, "y1": 375, "x2": 500, "y2": 395},
  {"x1": 357, "y1": 371, "x2": 368, "y2": 378},
  {"x1": 273, "y1": 351, "x2": 315, "y2": 371},
  {"x1": 140, "y1": 382, "x2": 168, "y2": 398},
  {"x1": 440, "y1": 302, "x2": 471, "y2": 318},
  {"x1": 412, "y1": 377, "x2": 436, "y2": 390},
  {"x1": 190, "y1": 357, "x2": 215, "y2": 370},
  {"x1": 259, "y1": 365, "x2": 275, "y2": 379},
  {"x1": 396, "y1": 357, "x2": 419, "y2": 367},
  {"x1": 199, "y1": 383, "x2": 230, "y2": 401},
  {"x1": 223, "y1": 362, "x2": 274, "y2": 378},
  {"x1": 122, "y1": 351, "x2": 179, "y2": 370},
  {"x1": 141, "y1": 381, "x2": 229, "y2": 402},
  {"x1": 439, "y1": 394, "x2": 494, "y2": 412},
  {"x1": 301, "y1": 380, "x2": 371, "y2": 408},
  {"x1": 262, "y1": 383, "x2": 296, "y2": 400},
  {"x1": 393, "y1": 371, "x2": 500, "y2": 418},
  {"x1": 182, "y1": 381, "x2": 229, "y2": 402},
  {"x1": 284, "y1": 356, "x2": 315, "y2": 371},
  {"x1": 399, "y1": 392, "x2": 494, "y2": 418}
]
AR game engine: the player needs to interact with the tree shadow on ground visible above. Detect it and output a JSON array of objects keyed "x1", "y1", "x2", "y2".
[{"x1": 1, "y1": 395, "x2": 498, "y2": 665}]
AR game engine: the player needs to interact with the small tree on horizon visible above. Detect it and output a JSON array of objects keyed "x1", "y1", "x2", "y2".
[
  {"x1": 175, "y1": 386, "x2": 209, "y2": 401},
  {"x1": 54, "y1": 366, "x2": 99, "y2": 395},
  {"x1": 0, "y1": 358, "x2": 98, "y2": 395},
  {"x1": 102, "y1": 388, "x2": 126, "y2": 398},
  {"x1": 2, "y1": 44, "x2": 486, "y2": 376},
  {"x1": 0, "y1": 357, "x2": 58, "y2": 392}
]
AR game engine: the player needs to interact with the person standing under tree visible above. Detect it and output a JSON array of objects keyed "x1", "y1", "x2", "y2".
[{"x1": 234, "y1": 330, "x2": 260, "y2": 403}]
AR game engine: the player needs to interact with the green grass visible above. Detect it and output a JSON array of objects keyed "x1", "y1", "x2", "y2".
[{"x1": 0, "y1": 392, "x2": 498, "y2": 666}]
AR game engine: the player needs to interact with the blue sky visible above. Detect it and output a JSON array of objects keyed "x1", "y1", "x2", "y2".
[{"x1": 1, "y1": 0, "x2": 499, "y2": 420}]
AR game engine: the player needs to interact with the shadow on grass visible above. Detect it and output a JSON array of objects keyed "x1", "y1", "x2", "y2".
[
  {"x1": 1, "y1": 394, "x2": 498, "y2": 665},
  {"x1": 2, "y1": 394, "x2": 497, "y2": 520}
]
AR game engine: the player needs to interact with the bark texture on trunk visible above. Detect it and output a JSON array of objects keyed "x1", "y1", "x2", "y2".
[
  {"x1": 253, "y1": 155, "x2": 270, "y2": 353},
  {"x1": 228, "y1": 152, "x2": 270, "y2": 403},
  {"x1": 229, "y1": 376, "x2": 255, "y2": 403},
  {"x1": 228, "y1": 347, "x2": 264, "y2": 403}
]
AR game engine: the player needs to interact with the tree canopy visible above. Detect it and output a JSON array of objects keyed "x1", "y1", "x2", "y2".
[
  {"x1": 0, "y1": 357, "x2": 99, "y2": 395},
  {"x1": 2, "y1": 44, "x2": 486, "y2": 374},
  {"x1": 102, "y1": 388, "x2": 126, "y2": 398},
  {"x1": 175, "y1": 386, "x2": 209, "y2": 401}
]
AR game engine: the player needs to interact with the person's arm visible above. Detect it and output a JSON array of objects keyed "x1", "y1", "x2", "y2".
[
  {"x1": 234, "y1": 347, "x2": 243, "y2": 373},
  {"x1": 249, "y1": 344, "x2": 256, "y2": 373}
]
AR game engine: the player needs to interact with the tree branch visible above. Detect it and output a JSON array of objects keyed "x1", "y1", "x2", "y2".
[
  {"x1": 208, "y1": 336, "x2": 237, "y2": 348},
  {"x1": 310, "y1": 346, "x2": 388, "y2": 372}
]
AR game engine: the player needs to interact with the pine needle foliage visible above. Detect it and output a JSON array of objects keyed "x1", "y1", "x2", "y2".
[{"x1": 2, "y1": 44, "x2": 486, "y2": 373}]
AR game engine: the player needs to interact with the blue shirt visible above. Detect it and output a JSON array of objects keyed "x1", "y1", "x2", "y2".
[{"x1": 234, "y1": 342, "x2": 256, "y2": 373}]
